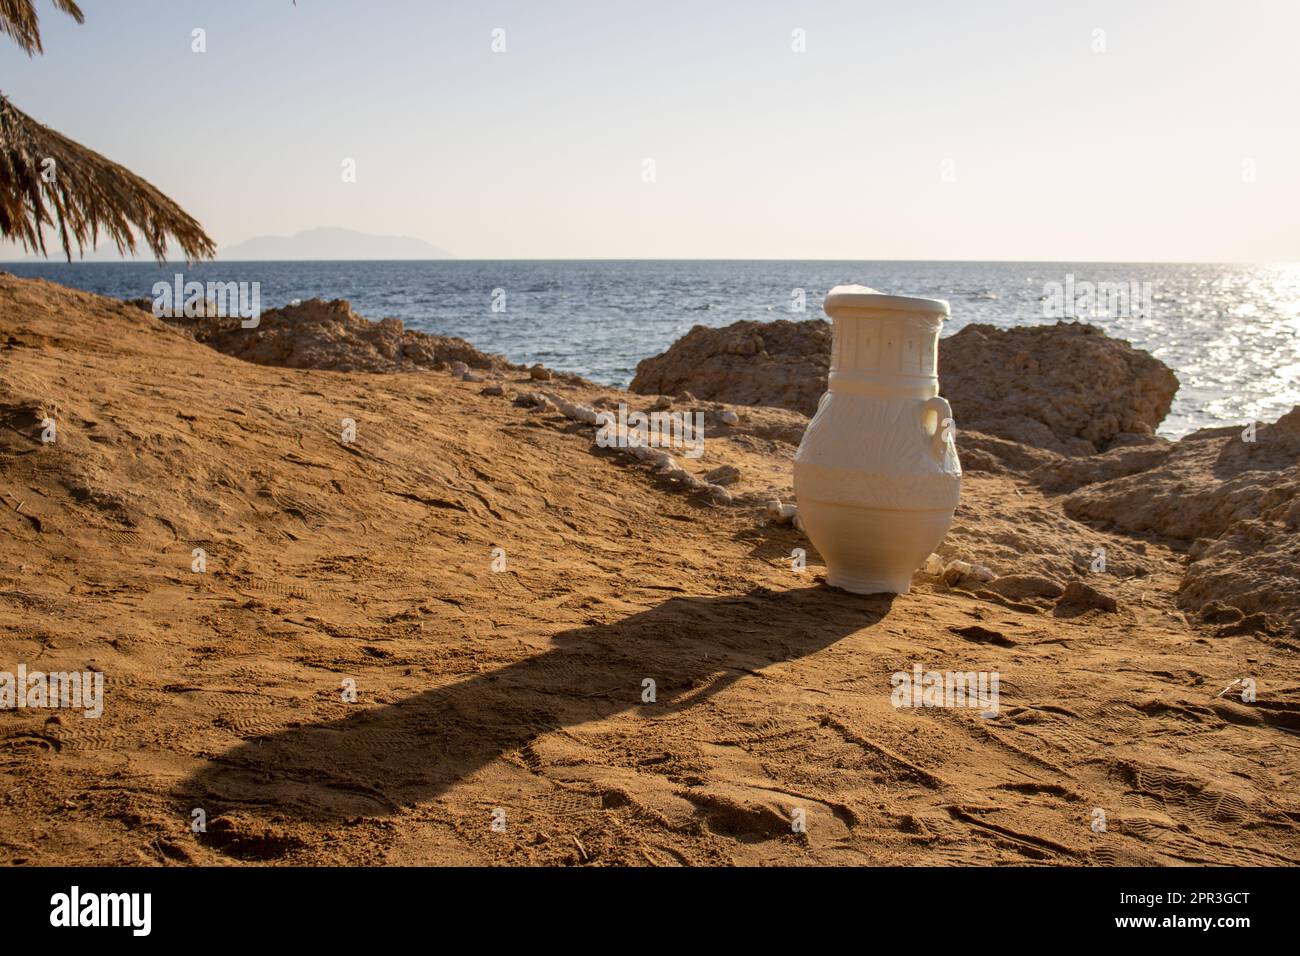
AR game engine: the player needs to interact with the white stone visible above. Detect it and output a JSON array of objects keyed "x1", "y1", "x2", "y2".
[
  {"x1": 943, "y1": 559, "x2": 972, "y2": 578},
  {"x1": 765, "y1": 499, "x2": 796, "y2": 524}
]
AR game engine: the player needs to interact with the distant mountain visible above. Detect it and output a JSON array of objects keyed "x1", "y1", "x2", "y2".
[{"x1": 218, "y1": 227, "x2": 452, "y2": 261}]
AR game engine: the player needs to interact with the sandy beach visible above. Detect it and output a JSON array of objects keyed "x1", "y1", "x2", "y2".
[{"x1": 1, "y1": 273, "x2": 1296, "y2": 866}]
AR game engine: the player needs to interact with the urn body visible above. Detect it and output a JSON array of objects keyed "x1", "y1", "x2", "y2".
[{"x1": 793, "y1": 286, "x2": 961, "y2": 594}]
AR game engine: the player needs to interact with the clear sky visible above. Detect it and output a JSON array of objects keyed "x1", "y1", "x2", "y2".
[{"x1": 2, "y1": 0, "x2": 1298, "y2": 261}]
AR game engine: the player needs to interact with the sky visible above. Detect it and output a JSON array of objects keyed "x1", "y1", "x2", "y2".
[{"x1": 2, "y1": 0, "x2": 1298, "y2": 262}]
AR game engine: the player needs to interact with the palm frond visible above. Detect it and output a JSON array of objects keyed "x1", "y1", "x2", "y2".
[
  {"x1": 0, "y1": 93, "x2": 216, "y2": 262},
  {"x1": 0, "y1": 0, "x2": 83, "y2": 56}
]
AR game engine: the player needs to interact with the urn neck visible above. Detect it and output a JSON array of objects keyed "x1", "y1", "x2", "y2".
[{"x1": 827, "y1": 308, "x2": 943, "y2": 399}]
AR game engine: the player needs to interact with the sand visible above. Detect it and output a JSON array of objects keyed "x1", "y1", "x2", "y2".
[{"x1": 1, "y1": 274, "x2": 1296, "y2": 866}]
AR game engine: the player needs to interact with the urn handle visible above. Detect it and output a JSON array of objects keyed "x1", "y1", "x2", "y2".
[{"x1": 920, "y1": 396, "x2": 955, "y2": 462}]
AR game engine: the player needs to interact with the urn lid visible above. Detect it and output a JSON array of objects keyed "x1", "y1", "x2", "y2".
[{"x1": 824, "y1": 285, "x2": 949, "y2": 318}]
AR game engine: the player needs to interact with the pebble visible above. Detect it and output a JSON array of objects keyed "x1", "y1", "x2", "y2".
[
  {"x1": 720, "y1": 410, "x2": 740, "y2": 426},
  {"x1": 666, "y1": 467, "x2": 704, "y2": 489},
  {"x1": 513, "y1": 391, "x2": 554, "y2": 410},
  {"x1": 940, "y1": 558, "x2": 996, "y2": 587},
  {"x1": 941, "y1": 560, "x2": 972, "y2": 587},
  {"x1": 547, "y1": 395, "x2": 601, "y2": 425},
  {"x1": 703, "y1": 464, "x2": 740, "y2": 486},
  {"x1": 450, "y1": 361, "x2": 468, "y2": 377},
  {"x1": 480, "y1": 384, "x2": 505, "y2": 396},
  {"x1": 529, "y1": 364, "x2": 552, "y2": 381},
  {"x1": 765, "y1": 499, "x2": 797, "y2": 524}
]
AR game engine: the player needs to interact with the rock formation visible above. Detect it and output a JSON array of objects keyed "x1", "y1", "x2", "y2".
[
  {"x1": 630, "y1": 319, "x2": 831, "y2": 416},
  {"x1": 940, "y1": 322, "x2": 1178, "y2": 455},
  {"x1": 1063, "y1": 409, "x2": 1300, "y2": 636},
  {"x1": 631, "y1": 318, "x2": 1178, "y2": 455},
  {"x1": 141, "y1": 297, "x2": 515, "y2": 375}
]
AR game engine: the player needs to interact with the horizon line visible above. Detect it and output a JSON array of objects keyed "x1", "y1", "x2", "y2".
[{"x1": 4, "y1": 257, "x2": 1298, "y2": 267}]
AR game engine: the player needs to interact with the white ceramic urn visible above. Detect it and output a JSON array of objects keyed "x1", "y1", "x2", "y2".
[{"x1": 793, "y1": 285, "x2": 961, "y2": 594}]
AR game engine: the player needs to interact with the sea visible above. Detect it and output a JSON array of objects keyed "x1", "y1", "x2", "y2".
[{"x1": 5, "y1": 260, "x2": 1297, "y2": 439}]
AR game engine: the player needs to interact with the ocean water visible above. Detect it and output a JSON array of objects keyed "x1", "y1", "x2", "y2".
[{"x1": 5, "y1": 260, "x2": 1298, "y2": 439}]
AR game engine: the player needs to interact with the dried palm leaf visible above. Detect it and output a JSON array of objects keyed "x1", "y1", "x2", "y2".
[
  {"x1": 0, "y1": 0, "x2": 83, "y2": 56},
  {"x1": 0, "y1": 1, "x2": 213, "y2": 261},
  {"x1": 0, "y1": 93, "x2": 216, "y2": 262}
]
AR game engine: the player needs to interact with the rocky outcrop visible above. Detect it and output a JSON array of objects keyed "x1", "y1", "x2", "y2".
[
  {"x1": 145, "y1": 297, "x2": 515, "y2": 374},
  {"x1": 956, "y1": 430, "x2": 1063, "y2": 475},
  {"x1": 940, "y1": 322, "x2": 1178, "y2": 455},
  {"x1": 1063, "y1": 413, "x2": 1299, "y2": 541},
  {"x1": 1029, "y1": 437, "x2": 1175, "y2": 492},
  {"x1": 630, "y1": 318, "x2": 1178, "y2": 455},
  {"x1": 1064, "y1": 408, "x2": 1300, "y2": 637},
  {"x1": 630, "y1": 319, "x2": 831, "y2": 416}
]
